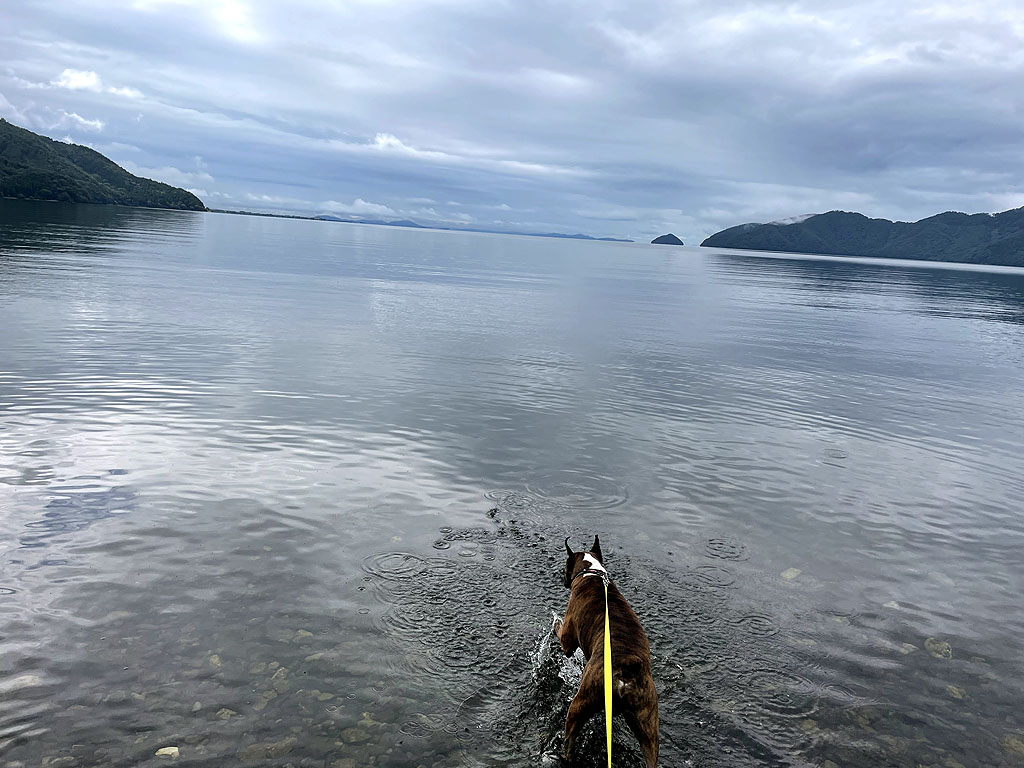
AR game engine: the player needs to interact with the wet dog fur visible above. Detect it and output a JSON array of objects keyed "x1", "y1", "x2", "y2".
[{"x1": 554, "y1": 535, "x2": 659, "y2": 767}]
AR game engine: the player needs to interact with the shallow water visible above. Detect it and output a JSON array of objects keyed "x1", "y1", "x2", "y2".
[{"x1": 1, "y1": 199, "x2": 1023, "y2": 767}]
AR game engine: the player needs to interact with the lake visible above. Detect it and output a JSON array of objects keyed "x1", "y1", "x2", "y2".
[{"x1": 1, "y1": 199, "x2": 1023, "y2": 768}]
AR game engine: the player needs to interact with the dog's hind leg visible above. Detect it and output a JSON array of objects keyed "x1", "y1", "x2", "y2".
[
  {"x1": 562, "y1": 666, "x2": 602, "y2": 763},
  {"x1": 562, "y1": 696, "x2": 600, "y2": 764},
  {"x1": 622, "y1": 683, "x2": 659, "y2": 768}
]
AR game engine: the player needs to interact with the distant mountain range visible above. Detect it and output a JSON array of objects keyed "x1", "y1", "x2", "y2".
[
  {"x1": 702, "y1": 208, "x2": 1024, "y2": 267},
  {"x1": 215, "y1": 208, "x2": 634, "y2": 242},
  {"x1": 1, "y1": 119, "x2": 205, "y2": 211}
]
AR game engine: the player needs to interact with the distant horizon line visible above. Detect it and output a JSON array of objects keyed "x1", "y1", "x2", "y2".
[{"x1": 207, "y1": 206, "x2": 637, "y2": 243}]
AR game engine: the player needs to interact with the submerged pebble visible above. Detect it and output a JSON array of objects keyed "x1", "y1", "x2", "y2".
[
  {"x1": 340, "y1": 727, "x2": 369, "y2": 744},
  {"x1": 925, "y1": 638, "x2": 953, "y2": 659},
  {"x1": 237, "y1": 736, "x2": 297, "y2": 761},
  {"x1": 359, "y1": 711, "x2": 385, "y2": 728},
  {"x1": 271, "y1": 666, "x2": 291, "y2": 692},
  {"x1": 252, "y1": 690, "x2": 278, "y2": 711},
  {"x1": 155, "y1": 746, "x2": 180, "y2": 758},
  {"x1": 1002, "y1": 734, "x2": 1024, "y2": 755}
]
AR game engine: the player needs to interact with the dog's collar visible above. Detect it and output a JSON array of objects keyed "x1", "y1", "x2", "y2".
[{"x1": 571, "y1": 567, "x2": 609, "y2": 586}]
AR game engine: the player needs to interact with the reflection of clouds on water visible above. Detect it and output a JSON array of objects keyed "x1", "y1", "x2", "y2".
[
  {"x1": 707, "y1": 250, "x2": 1024, "y2": 326},
  {"x1": 1, "y1": 207, "x2": 1023, "y2": 766},
  {"x1": 21, "y1": 480, "x2": 136, "y2": 550}
]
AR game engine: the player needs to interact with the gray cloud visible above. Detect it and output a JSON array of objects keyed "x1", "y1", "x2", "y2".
[{"x1": 2, "y1": 0, "x2": 1022, "y2": 241}]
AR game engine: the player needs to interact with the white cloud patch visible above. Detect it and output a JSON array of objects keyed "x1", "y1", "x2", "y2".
[
  {"x1": 108, "y1": 85, "x2": 144, "y2": 98},
  {"x1": 118, "y1": 160, "x2": 215, "y2": 187},
  {"x1": 52, "y1": 69, "x2": 103, "y2": 92},
  {"x1": 53, "y1": 111, "x2": 105, "y2": 132},
  {"x1": 94, "y1": 141, "x2": 143, "y2": 155},
  {"x1": 321, "y1": 198, "x2": 397, "y2": 217},
  {"x1": 243, "y1": 192, "x2": 309, "y2": 206},
  {"x1": 0, "y1": 92, "x2": 30, "y2": 124},
  {"x1": 320, "y1": 132, "x2": 592, "y2": 179},
  {"x1": 47, "y1": 69, "x2": 142, "y2": 98}
]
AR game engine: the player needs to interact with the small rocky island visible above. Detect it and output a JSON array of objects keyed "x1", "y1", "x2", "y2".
[{"x1": 652, "y1": 233, "x2": 684, "y2": 245}]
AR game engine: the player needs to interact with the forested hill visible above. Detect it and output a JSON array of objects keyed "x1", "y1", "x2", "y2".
[
  {"x1": 701, "y1": 208, "x2": 1024, "y2": 267},
  {"x1": 0, "y1": 119, "x2": 206, "y2": 211}
]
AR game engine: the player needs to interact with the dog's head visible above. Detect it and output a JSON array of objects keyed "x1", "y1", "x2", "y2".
[{"x1": 563, "y1": 535, "x2": 604, "y2": 588}]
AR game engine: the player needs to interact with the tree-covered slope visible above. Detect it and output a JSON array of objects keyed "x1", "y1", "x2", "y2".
[
  {"x1": 0, "y1": 119, "x2": 206, "y2": 211},
  {"x1": 701, "y1": 208, "x2": 1024, "y2": 267}
]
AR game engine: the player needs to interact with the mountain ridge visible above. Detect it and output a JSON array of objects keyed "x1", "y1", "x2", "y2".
[
  {"x1": 701, "y1": 208, "x2": 1024, "y2": 267},
  {"x1": 0, "y1": 119, "x2": 206, "y2": 211}
]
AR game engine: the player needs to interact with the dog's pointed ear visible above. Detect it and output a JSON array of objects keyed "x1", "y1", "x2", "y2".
[
  {"x1": 565, "y1": 537, "x2": 574, "y2": 557},
  {"x1": 591, "y1": 535, "x2": 603, "y2": 562}
]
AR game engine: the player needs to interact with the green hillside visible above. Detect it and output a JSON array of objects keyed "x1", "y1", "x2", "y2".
[
  {"x1": 701, "y1": 208, "x2": 1024, "y2": 267},
  {"x1": 0, "y1": 119, "x2": 206, "y2": 211}
]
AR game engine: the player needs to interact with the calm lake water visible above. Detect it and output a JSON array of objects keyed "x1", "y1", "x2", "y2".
[{"x1": 1, "y1": 199, "x2": 1023, "y2": 768}]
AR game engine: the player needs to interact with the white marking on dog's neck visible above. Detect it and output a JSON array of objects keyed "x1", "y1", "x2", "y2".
[{"x1": 580, "y1": 553, "x2": 607, "y2": 576}]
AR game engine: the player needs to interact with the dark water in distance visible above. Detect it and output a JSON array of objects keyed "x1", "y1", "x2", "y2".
[{"x1": 2, "y1": 198, "x2": 1024, "y2": 768}]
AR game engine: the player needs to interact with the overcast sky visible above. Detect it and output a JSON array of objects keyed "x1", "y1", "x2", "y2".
[{"x1": 2, "y1": 0, "x2": 1023, "y2": 241}]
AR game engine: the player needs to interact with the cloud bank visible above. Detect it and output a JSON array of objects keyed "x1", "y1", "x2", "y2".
[{"x1": 2, "y1": 0, "x2": 1022, "y2": 241}]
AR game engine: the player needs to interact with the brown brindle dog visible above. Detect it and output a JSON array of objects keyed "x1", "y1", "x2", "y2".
[{"x1": 555, "y1": 535, "x2": 659, "y2": 767}]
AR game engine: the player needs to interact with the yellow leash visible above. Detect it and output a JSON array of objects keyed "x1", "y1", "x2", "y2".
[{"x1": 603, "y1": 579, "x2": 613, "y2": 768}]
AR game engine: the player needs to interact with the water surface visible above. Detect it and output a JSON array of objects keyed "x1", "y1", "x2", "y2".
[{"x1": 1, "y1": 199, "x2": 1023, "y2": 767}]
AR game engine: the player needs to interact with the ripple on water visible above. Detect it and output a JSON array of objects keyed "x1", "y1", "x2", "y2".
[
  {"x1": 705, "y1": 537, "x2": 749, "y2": 561},
  {"x1": 525, "y1": 470, "x2": 629, "y2": 510},
  {"x1": 484, "y1": 488, "x2": 573, "y2": 526},
  {"x1": 358, "y1": 505, "x2": 865, "y2": 767},
  {"x1": 724, "y1": 612, "x2": 780, "y2": 637},
  {"x1": 399, "y1": 712, "x2": 456, "y2": 738},
  {"x1": 744, "y1": 669, "x2": 820, "y2": 718},
  {"x1": 361, "y1": 552, "x2": 430, "y2": 580},
  {"x1": 669, "y1": 564, "x2": 737, "y2": 594}
]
